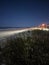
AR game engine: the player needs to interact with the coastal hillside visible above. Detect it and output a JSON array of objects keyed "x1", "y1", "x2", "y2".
[{"x1": 0, "y1": 30, "x2": 49, "y2": 65}]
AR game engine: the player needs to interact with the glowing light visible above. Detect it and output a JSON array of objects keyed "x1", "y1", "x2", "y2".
[
  {"x1": 39, "y1": 23, "x2": 47, "y2": 28},
  {"x1": 42, "y1": 24, "x2": 45, "y2": 26}
]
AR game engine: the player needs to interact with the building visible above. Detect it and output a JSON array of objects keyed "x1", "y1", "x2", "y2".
[
  {"x1": 39, "y1": 23, "x2": 49, "y2": 28},
  {"x1": 39, "y1": 24, "x2": 47, "y2": 28}
]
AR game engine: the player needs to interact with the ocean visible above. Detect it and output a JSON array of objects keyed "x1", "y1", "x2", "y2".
[{"x1": 0, "y1": 27, "x2": 27, "y2": 31}]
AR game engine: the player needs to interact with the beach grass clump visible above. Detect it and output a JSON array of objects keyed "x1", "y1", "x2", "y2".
[{"x1": 0, "y1": 30, "x2": 49, "y2": 65}]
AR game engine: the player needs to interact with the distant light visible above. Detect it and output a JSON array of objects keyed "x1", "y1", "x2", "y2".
[
  {"x1": 40, "y1": 23, "x2": 47, "y2": 28},
  {"x1": 42, "y1": 24, "x2": 45, "y2": 26}
]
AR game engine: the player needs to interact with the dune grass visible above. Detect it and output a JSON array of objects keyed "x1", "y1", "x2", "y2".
[{"x1": 0, "y1": 30, "x2": 49, "y2": 65}]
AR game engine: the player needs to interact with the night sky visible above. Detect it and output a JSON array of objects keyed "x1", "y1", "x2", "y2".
[{"x1": 0, "y1": 0, "x2": 49, "y2": 27}]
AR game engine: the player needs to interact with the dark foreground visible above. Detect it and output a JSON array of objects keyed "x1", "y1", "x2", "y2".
[{"x1": 0, "y1": 30, "x2": 49, "y2": 65}]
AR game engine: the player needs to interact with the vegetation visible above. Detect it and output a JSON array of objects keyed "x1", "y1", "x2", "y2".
[{"x1": 0, "y1": 30, "x2": 49, "y2": 65}]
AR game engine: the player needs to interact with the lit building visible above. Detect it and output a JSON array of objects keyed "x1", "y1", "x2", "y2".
[
  {"x1": 38, "y1": 23, "x2": 49, "y2": 31},
  {"x1": 39, "y1": 24, "x2": 47, "y2": 28}
]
